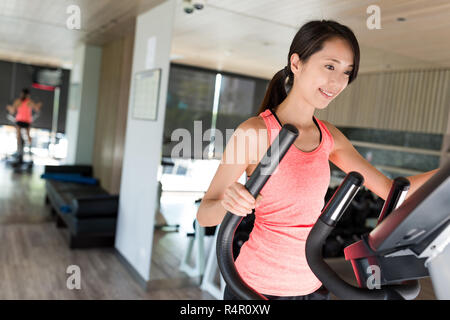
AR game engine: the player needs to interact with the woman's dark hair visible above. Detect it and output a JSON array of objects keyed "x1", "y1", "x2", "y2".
[
  {"x1": 257, "y1": 20, "x2": 360, "y2": 114},
  {"x1": 20, "y1": 88, "x2": 30, "y2": 101}
]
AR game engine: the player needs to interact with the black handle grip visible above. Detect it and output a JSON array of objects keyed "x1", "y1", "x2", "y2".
[
  {"x1": 216, "y1": 124, "x2": 298, "y2": 300},
  {"x1": 377, "y1": 177, "x2": 410, "y2": 225},
  {"x1": 245, "y1": 123, "x2": 299, "y2": 197},
  {"x1": 320, "y1": 172, "x2": 364, "y2": 226},
  {"x1": 306, "y1": 218, "x2": 405, "y2": 299},
  {"x1": 306, "y1": 172, "x2": 410, "y2": 300}
]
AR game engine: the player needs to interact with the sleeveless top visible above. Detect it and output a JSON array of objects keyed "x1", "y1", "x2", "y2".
[
  {"x1": 234, "y1": 108, "x2": 335, "y2": 296},
  {"x1": 15, "y1": 99, "x2": 32, "y2": 123}
]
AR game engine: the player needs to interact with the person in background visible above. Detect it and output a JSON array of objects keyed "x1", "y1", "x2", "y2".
[{"x1": 6, "y1": 88, "x2": 42, "y2": 152}]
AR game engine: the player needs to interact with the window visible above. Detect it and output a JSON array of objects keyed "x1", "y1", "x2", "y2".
[{"x1": 163, "y1": 64, "x2": 269, "y2": 160}]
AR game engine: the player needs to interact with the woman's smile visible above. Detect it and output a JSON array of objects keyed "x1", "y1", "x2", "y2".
[{"x1": 318, "y1": 88, "x2": 335, "y2": 99}]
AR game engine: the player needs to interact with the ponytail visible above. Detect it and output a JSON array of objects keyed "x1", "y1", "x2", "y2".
[{"x1": 257, "y1": 66, "x2": 292, "y2": 115}]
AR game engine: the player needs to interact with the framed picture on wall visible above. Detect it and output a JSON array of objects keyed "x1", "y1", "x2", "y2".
[{"x1": 131, "y1": 68, "x2": 161, "y2": 121}]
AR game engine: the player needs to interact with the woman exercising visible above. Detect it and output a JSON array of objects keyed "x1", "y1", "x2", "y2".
[
  {"x1": 6, "y1": 88, "x2": 42, "y2": 152},
  {"x1": 196, "y1": 20, "x2": 438, "y2": 300}
]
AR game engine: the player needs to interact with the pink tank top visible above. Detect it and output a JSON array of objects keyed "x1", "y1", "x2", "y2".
[
  {"x1": 15, "y1": 99, "x2": 32, "y2": 123},
  {"x1": 234, "y1": 109, "x2": 335, "y2": 296}
]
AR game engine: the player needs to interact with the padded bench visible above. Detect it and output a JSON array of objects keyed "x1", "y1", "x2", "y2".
[{"x1": 43, "y1": 165, "x2": 119, "y2": 249}]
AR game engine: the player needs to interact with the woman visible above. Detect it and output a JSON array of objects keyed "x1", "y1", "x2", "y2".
[
  {"x1": 6, "y1": 88, "x2": 42, "y2": 152},
  {"x1": 196, "y1": 20, "x2": 438, "y2": 300}
]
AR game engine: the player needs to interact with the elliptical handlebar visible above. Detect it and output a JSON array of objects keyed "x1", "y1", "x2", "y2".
[
  {"x1": 306, "y1": 173, "x2": 420, "y2": 300},
  {"x1": 377, "y1": 177, "x2": 410, "y2": 225},
  {"x1": 216, "y1": 124, "x2": 299, "y2": 300},
  {"x1": 6, "y1": 113, "x2": 16, "y2": 124}
]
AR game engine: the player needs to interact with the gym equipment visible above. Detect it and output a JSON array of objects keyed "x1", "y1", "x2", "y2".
[
  {"x1": 232, "y1": 213, "x2": 255, "y2": 260},
  {"x1": 216, "y1": 120, "x2": 449, "y2": 299},
  {"x1": 201, "y1": 226, "x2": 226, "y2": 299},
  {"x1": 306, "y1": 163, "x2": 450, "y2": 299},
  {"x1": 4, "y1": 111, "x2": 40, "y2": 172},
  {"x1": 40, "y1": 173, "x2": 98, "y2": 184},
  {"x1": 180, "y1": 219, "x2": 207, "y2": 278},
  {"x1": 32, "y1": 67, "x2": 63, "y2": 155},
  {"x1": 322, "y1": 187, "x2": 382, "y2": 258},
  {"x1": 182, "y1": 198, "x2": 254, "y2": 279}
]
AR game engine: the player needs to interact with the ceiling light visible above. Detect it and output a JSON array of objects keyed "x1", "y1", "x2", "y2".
[
  {"x1": 193, "y1": 0, "x2": 205, "y2": 10},
  {"x1": 182, "y1": 0, "x2": 194, "y2": 14},
  {"x1": 182, "y1": 0, "x2": 205, "y2": 14}
]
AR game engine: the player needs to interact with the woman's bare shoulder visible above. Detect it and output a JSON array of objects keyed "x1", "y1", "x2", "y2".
[
  {"x1": 231, "y1": 116, "x2": 268, "y2": 164},
  {"x1": 320, "y1": 119, "x2": 338, "y2": 137},
  {"x1": 319, "y1": 119, "x2": 349, "y2": 153},
  {"x1": 236, "y1": 116, "x2": 266, "y2": 131}
]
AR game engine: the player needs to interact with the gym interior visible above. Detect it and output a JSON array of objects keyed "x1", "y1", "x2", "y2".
[{"x1": 0, "y1": 0, "x2": 449, "y2": 301}]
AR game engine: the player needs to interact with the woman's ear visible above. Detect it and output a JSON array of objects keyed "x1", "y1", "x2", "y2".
[{"x1": 289, "y1": 53, "x2": 303, "y2": 75}]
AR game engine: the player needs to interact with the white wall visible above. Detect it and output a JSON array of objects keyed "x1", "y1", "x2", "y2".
[
  {"x1": 65, "y1": 44, "x2": 102, "y2": 165},
  {"x1": 115, "y1": 0, "x2": 176, "y2": 282}
]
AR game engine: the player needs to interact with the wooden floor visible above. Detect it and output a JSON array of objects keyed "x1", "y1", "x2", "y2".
[
  {"x1": 0, "y1": 162, "x2": 436, "y2": 300},
  {"x1": 0, "y1": 222, "x2": 217, "y2": 299},
  {"x1": 0, "y1": 162, "x2": 214, "y2": 299},
  {"x1": 0, "y1": 161, "x2": 53, "y2": 224}
]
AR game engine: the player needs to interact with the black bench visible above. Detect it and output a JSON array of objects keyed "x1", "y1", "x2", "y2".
[{"x1": 43, "y1": 165, "x2": 119, "y2": 249}]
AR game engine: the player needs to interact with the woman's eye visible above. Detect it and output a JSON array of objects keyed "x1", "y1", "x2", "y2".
[
  {"x1": 325, "y1": 65, "x2": 334, "y2": 70},
  {"x1": 344, "y1": 71, "x2": 352, "y2": 77}
]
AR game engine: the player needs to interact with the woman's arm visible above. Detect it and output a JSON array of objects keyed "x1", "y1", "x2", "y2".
[
  {"x1": 405, "y1": 168, "x2": 439, "y2": 198},
  {"x1": 30, "y1": 100, "x2": 42, "y2": 112},
  {"x1": 323, "y1": 120, "x2": 438, "y2": 201},
  {"x1": 6, "y1": 104, "x2": 14, "y2": 114},
  {"x1": 197, "y1": 117, "x2": 264, "y2": 227},
  {"x1": 8, "y1": 99, "x2": 21, "y2": 114}
]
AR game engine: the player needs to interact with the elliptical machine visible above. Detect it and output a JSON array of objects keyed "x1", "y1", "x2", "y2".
[
  {"x1": 306, "y1": 161, "x2": 450, "y2": 299},
  {"x1": 4, "y1": 110, "x2": 40, "y2": 173},
  {"x1": 216, "y1": 124, "x2": 450, "y2": 300}
]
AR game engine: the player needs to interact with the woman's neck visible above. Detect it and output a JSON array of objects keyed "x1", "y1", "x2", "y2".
[{"x1": 273, "y1": 89, "x2": 316, "y2": 130}]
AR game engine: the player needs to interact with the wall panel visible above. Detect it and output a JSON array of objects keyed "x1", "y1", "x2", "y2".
[
  {"x1": 92, "y1": 27, "x2": 135, "y2": 194},
  {"x1": 317, "y1": 69, "x2": 450, "y2": 135}
]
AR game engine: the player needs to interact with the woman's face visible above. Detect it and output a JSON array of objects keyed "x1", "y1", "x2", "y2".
[{"x1": 291, "y1": 37, "x2": 354, "y2": 109}]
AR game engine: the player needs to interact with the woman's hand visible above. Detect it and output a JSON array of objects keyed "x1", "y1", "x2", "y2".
[
  {"x1": 31, "y1": 101, "x2": 42, "y2": 112},
  {"x1": 221, "y1": 182, "x2": 261, "y2": 216},
  {"x1": 6, "y1": 105, "x2": 14, "y2": 114}
]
